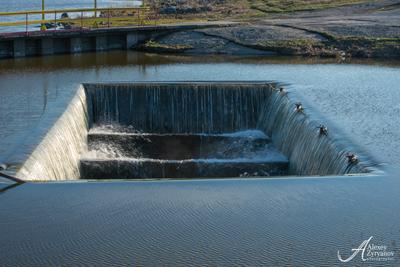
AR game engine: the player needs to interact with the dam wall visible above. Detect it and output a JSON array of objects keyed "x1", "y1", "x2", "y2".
[{"x1": 11, "y1": 82, "x2": 378, "y2": 181}]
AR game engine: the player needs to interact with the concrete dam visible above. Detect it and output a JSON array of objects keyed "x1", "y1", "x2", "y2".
[{"x1": 6, "y1": 82, "x2": 379, "y2": 181}]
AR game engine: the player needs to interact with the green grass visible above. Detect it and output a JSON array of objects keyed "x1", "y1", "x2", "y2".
[
  {"x1": 259, "y1": 38, "x2": 320, "y2": 48},
  {"x1": 144, "y1": 40, "x2": 193, "y2": 50},
  {"x1": 64, "y1": 16, "x2": 204, "y2": 29}
]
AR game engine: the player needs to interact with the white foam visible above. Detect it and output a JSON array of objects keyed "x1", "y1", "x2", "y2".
[{"x1": 217, "y1": 130, "x2": 269, "y2": 139}]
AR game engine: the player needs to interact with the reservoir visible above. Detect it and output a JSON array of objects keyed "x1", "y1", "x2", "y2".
[{"x1": 0, "y1": 51, "x2": 399, "y2": 266}]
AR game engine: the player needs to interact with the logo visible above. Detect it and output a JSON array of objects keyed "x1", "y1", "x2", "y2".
[{"x1": 338, "y1": 236, "x2": 395, "y2": 263}]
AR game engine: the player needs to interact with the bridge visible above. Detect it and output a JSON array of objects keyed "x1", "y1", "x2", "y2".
[{"x1": 0, "y1": 6, "x2": 235, "y2": 58}]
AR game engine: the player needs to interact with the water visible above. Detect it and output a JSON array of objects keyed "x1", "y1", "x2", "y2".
[
  {"x1": 14, "y1": 86, "x2": 89, "y2": 181},
  {"x1": 0, "y1": 0, "x2": 142, "y2": 32},
  {"x1": 11, "y1": 81, "x2": 374, "y2": 180},
  {"x1": 0, "y1": 52, "x2": 399, "y2": 168},
  {"x1": 80, "y1": 84, "x2": 292, "y2": 179},
  {"x1": 83, "y1": 82, "x2": 373, "y2": 177},
  {"x1": 0, "y1": 52, "x2": 400, "y2": 265},
  {"x1": 1, "y1": 176, "x2": 400, "y2": 266},
  {"x1": 86, "y1": 130, "x2": 273, "y2": 160},
  {"x1": 84, "y1": 83, "x2": 271, "y2": 133}
]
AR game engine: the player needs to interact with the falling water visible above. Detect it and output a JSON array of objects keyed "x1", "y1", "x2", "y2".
[
  {"x1": 257, "y1": 90, "x2": 375, "y2": 176},
  {"x1": 84, "y1": 82, "x2": 274, "y2": 134},
  {"x1": 15, "y1": 86, "x2": 89, "y2": 181},
  {"x1": 12, "y1": 82, "x2": 378, "y2": 181}
]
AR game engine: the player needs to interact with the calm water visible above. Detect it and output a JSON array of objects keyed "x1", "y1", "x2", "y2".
[{"x1": 1, "y1": 52, "x2": 400, "y2": 266}]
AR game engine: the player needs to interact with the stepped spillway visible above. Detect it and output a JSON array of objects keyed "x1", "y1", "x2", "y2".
[
  {"x1": 80, "y1": 129, "x2": 289, "y2": 179},
  {"x1": 8, "y1": 82, "x2": 379, "y2": 181}
]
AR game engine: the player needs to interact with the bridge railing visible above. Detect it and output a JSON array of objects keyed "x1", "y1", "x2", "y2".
[{"x1": 0, "y1": 6, "x2": 159, "y2": 35}]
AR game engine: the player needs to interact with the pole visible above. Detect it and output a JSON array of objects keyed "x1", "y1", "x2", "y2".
[
  {"x1": 94, "y1": 0, "x2": 97, "y2": 18},
  {"x1": 42, "y1": 0, "x2": 45, "y2": 20},
  {"x1": 0, "y1": 171, "x2": 26, "y2": 184},
  {"x1": 41, "y1": 0, "x2": 46, "y2": 31}
]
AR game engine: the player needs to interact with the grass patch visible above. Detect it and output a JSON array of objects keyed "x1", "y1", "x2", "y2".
[
  {"x1": 139, "y1": 40, "x2": 193, "y2": 53},
  {"x1": 63, "y1": 16, "x2": 204, "y2": 29}
]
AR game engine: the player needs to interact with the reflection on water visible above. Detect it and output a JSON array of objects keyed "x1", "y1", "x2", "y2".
[{"x1": 1, "y1": 52, "x2": 400, "y2": 71}]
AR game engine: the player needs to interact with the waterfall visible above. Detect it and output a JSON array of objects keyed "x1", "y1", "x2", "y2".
[
  {"x1": 257, "y1": 90, "x2": 374, "y2": 176},
  {"x1": 11, "y1": 82, "x2": 378, "y2": 181},
  {"x1": 84, "y1": 82, "x2": 274, "y2": 134},
  {"x1": 16, "y1": 86, "x2": 89, "y2": 181}
]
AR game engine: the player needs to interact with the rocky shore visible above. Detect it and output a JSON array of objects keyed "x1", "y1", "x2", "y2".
[{"x1": 136, "y1": 0, "x2": 400, "y2": 58}]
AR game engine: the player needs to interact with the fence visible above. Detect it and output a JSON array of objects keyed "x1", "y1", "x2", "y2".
[{"x1": 0, "y1": 6, "x2": 158, "y2": 35}]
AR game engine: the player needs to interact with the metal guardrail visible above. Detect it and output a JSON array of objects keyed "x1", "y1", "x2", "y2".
[
  {"x1": 0, "y1": 171, "x2": 25, "y2": 184},
  {"x1": 0, "y1": 6, "x2": 158, "y2": 34}
]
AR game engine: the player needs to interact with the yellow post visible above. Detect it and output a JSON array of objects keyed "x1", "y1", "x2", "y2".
[
  {"x1": 92, "y1": 0, "x2": 98, "y2": 28},
  {"x1": 40, "y1": 0, "x2": 46, "y2": 30}
]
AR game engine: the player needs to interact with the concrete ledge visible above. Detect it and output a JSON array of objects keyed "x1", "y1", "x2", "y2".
[
  {"x1": 0, "y1": 22, "x2": 239, "y2": 59},
  {"x1": 70, "y1": 37, "x2": 82, "y2": 53},
  {"x1": 41, "y1": 38, "x2": 54, "y2": 55},
  {"x1": 95, "y1": 36, "x2": 107, "y2": 51}
]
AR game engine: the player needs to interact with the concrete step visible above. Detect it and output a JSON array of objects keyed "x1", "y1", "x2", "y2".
[
  {"x1": 87, "y1": 131, "x2": 272, "y2": 160},
  {"x1": 82, "y1": 130, "x2": 288, "y2": 179},
  {"x1": 80, "y1": 158, "x2": 289, "y2": 179}
]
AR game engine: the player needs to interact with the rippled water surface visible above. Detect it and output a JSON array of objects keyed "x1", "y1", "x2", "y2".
[
  {"x1": 0, "y1": 52, "x2": 400, "y2": 266},
  {"x1": 1, "y1": 176, "x2": 400, "y2": 266}
]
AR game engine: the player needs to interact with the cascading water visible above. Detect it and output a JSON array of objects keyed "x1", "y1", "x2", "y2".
[
  {"x1": 9, "y1": 82, "x2": 378, "y2": 181},
  {"x1": 256, "y1": 91, "x2": 371, "y2": 176},
  {"x1": 84, "y1": 83, "x2": 273, "y2": 133},
  {"x1": 15, "y1": 86, "x2": 89, "y2": 181}
]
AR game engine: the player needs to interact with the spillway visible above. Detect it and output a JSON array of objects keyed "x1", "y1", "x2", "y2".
[{"x1": 7, "y1": 82, "x2": 379, "y2": 181}]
